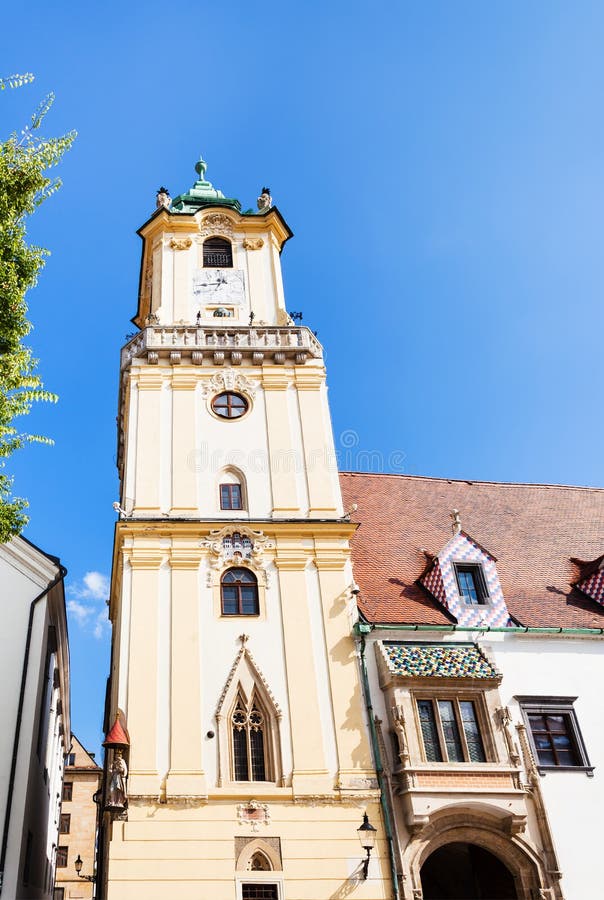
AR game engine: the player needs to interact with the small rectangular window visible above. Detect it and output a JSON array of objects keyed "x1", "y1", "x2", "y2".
[
  {"x1": 416, "y1": 698, "x2": 486, "y2": 763},
  {"x1": 56, "y1": 846, "x2": 68, "y2": 868},
  {"x1": 518, "y1": 697, "x2": 592, "y2": 773},
  {"x1": 454, "y1": 564, "x2": 489, "y2": 605},
  {"x1": 67, "y1": 752, "x2": 76, "y2": 766},
  {"x1": 59, "y1": 813, "x2": 71, "y2": 834},
  {"x1": 53, "y1": 889, "x2": 65, "y2": 900},
  {"x1": 242, "y1": 886, "x2": 279, "y2": 899},
  {"x1": 62, "y1": 781, "x2": 72, "y2": 802},
  {"x1": 220, "y1": 484, "x2": 243, "y2": 510}
]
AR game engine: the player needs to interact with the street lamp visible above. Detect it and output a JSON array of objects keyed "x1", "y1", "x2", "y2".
[
  {"x1": 357, "y1": 812, "x2": 377, "y2": 879},
  {"x1": 74, "y1": 854, "x2": 95, "y2": 882}
]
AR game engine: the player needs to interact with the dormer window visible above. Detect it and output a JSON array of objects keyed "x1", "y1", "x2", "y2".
[
  {"x1": 203, "y1": 236, "x2": 232, "y2": 267},
  {"x1": 454, "y1": 563, "x2": 489, "y2": 605}
]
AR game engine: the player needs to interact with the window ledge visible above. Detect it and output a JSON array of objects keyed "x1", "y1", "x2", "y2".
[{"x1": 537, "y1": 765, "x2": 595, "y2": 777}]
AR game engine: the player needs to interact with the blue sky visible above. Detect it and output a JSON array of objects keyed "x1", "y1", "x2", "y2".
[{"x1": 3, "y1": 1, "x2": 604, "y2": 755}]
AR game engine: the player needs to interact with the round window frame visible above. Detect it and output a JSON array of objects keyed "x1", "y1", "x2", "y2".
[{"x1": 210, "y1": 390, "x2": 250, "y2": 421}]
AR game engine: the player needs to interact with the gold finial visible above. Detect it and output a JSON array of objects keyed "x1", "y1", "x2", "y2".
[{"x1": 239, "y1": 634, "x2": 249, "y2": 646}]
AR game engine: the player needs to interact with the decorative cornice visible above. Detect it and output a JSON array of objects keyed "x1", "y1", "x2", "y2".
[
  {"x1": 295, "y1": 371, "x2": 324, "y2": 391},
  {"x1": 274, "y1": 553, "x2": 309, "y2": 571},
  {"x1": 171, "y1": 372, "x2": 198, "y2": 390},
  {"x1": 169, "y1": 549, "x2": 202, "y2": 569},
  {"x1": 126, "y1": 552, "x2": 165, "y2": 570}
]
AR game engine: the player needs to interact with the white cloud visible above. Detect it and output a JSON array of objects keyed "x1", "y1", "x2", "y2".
[
  {"x1": 66, "y1": 599, "x2": 94, "y2": 626},
  {"x1": 69, "y1": 570, "x2": 110, "y2": 602},
  {"x1": 67, "y1": 571, "x2": 110, "y2": 640}
]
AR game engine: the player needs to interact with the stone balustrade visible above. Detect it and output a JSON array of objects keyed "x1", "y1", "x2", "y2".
[{"x1": 120, "y1": 325, "x2": 323, "y2": 369}]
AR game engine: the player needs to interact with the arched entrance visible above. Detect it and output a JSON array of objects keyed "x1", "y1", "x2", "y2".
[{"x1": 421, "y1": 842, "x2": 518, "y2": 899}]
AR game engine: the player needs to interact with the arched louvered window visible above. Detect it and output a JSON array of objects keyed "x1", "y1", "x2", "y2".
[
  {"x1": 203, "y1": 236, "x2": 233, "y2": 268},
  {"x1": 221, "y1": 568, "x2": 259, "y2": 616},
  {"x1": 232, "y1": 693, "x2": 267, "y2": 781}
]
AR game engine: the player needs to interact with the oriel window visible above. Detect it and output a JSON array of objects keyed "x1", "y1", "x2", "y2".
[{"x1": 417, "y1": 698, "x2": 486, "y2": 763}]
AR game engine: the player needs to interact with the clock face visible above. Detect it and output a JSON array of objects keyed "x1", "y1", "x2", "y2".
[{"x1": 192, "y1": 268, "x2": 245, "y2": 306}]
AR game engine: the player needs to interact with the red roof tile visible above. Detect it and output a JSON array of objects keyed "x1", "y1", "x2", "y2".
[{"x1": 340, "y1": 473, "x2": 604, "y2": 628}]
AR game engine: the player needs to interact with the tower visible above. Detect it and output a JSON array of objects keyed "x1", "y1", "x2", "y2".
[{"x1": 101, "y1": 159, "x2": 390, "y2": 899}]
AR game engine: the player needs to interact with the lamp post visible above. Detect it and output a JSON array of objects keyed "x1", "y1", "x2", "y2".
[
  {"x1": 357, "y1": 812, "x2": 377, "y2": 879},
  {"x1": 74, "y1": 854, "x2": 95, "y2": 882}
]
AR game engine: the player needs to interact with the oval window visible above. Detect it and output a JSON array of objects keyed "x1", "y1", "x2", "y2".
[{"x1": 211, "y1": 391, "x2": 249, "y2": 419}]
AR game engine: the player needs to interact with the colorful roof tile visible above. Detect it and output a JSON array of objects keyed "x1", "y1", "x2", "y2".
[{"x1": 381, "y1": 642, "x2": 499, "y2": 679}]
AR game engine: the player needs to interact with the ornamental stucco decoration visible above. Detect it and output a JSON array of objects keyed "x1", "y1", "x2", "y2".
[
  {"x1": 237, "y1": 800, "x2": 270, "y2": 832},
  {"x1": 200, "y1": 369, "x2": 258, "y2": 399},
  {"x1": 169, "y1": 237, "x2": 192, "y2": 251},
  {"x1": 243, "y1": 238, "x2": 264, "y2": 251},
  {"x1": 200, "y1": 526, "x2": 274, "y2": 586},
  {"x1": 198, "y1": 212, "x2": 234, "y2": 237}
]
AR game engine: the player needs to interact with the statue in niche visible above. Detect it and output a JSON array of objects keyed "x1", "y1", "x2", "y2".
[
  {"x1": 257, "y1": 186, "x2": 272, "y2": 211},
  {"x1": 107, "y1": 749, "x2": 128, "y2": 809}
]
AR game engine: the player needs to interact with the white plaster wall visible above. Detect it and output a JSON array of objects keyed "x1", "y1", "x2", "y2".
[
  {"x1": 486, "y1": 633, "x2": 604, "y2": 900},
  {"x1": 0, "y1": 541, "x2": 68, "y2": 900}
]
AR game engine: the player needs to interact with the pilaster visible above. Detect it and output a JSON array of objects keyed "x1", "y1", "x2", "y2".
[
  {"x1": 125, "y1": 551, "x2": 163, "y2": 796},
  {"x1": 167, "y1": 547, "x2": 207, "y2": 797},
  {"x1": 262, "y1": 372, "x2": 300, "y2": 516},
  {"x1": 170, "y1": 372, "x2": 198, "y2": 515},
  {"x1": 274, "y1": 552, "x2": 332, "y2": 795}
]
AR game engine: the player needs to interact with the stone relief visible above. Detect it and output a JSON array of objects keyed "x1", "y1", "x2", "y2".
[
  {"x1": 200, "y1": 369, "x2": 258, "y2": 399},
  {"x1": 199, "y1": 213, "x2": 234, "y2": 237},
  {"x1": 237, "y1": 800, "x2": 270, "y2": 832}
]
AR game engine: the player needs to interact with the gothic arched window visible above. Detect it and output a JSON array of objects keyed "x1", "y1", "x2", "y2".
[
  {"x1": 232, "y1": 693, "x2": 267, "y2": 781},
  {"x1": 203, "y1": 236, "x2": 233, "y2": 268},
  {"x1": 221, "y1": 568, "x2": 259, "y2": 616}
]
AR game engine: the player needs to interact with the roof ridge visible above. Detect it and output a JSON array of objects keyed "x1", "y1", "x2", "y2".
[{"x1": 339, "y1": 471, "x2": 604, "y2": 492}]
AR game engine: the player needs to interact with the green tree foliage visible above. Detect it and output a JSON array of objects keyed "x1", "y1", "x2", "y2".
[{"x1": 0, "y1": 74, "x2": 75, "y2": 541}]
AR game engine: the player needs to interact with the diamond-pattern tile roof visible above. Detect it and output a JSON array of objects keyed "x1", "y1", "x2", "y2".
[{"x1": 382, "y1": 642, "x2": 499, "y2": 679}]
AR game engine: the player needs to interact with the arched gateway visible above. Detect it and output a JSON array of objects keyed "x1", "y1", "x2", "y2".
[{"x1": 421, "y1": 842, "x2": 518, "y2": 899}]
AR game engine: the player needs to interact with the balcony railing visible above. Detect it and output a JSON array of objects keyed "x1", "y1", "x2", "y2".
[{"x1": 120, "y1": 325, "x2": 323, "y2": 370}]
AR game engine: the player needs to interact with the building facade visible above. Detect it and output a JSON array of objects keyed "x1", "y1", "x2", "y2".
[
  {"x1": 0, "y1": 536, "x2": 70, "y2": 900},
  {"x1": 99, "y1": 163, "x2": 391, "y2": 898},
  {"x1": 97, "y1": 157, "x2": 604, "y2": 900},
  {"x1": 342, "y1": 472, "x2": 604, "y2": 899},
  {"x1": 54, "y1": 735, "x2": 102, "y2": 899}
]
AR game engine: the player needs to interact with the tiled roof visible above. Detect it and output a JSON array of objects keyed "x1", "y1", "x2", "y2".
[
  {"x1": 340, "y1": 473, "x2": 604, "y2": 628},
  {"x1": 381, "y1": 642, "x2": 499, "y2": 679}
]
